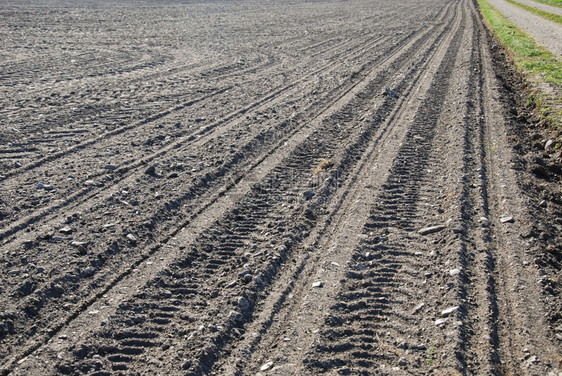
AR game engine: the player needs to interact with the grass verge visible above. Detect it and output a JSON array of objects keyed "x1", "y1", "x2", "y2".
[
  {"x1": 478, "y1": 0, "x2": 561, "y2": 129},
  {"x1": 506, "y1": 0, "x2": 562, "y2": 24}
]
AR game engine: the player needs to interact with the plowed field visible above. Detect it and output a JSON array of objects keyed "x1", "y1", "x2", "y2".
[{"x1": 1, "y1": 0, "x2": 560, "y2": 375}]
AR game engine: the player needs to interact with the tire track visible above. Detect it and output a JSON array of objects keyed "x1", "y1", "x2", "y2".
[
  {"x1": 2, "y1": 2, "x2": 458, "y2": 374},
  {"x1": 459, "y1": 1, "x2": 562, "y2": 374},
  {"x1": 0, "y1": 12, "x2": 408, "y2": 234},
  {"x1": 0, "y1": 4, "x2": 405, "y2": 171},
  {"x1": 0, "y1": 28, "x2": 400, "y2": 237},
  {"x1": 0, "y1": 2, "x2": 450, "y2": 374},
  {"x1": 298, "y1": 2, "x2": 476, "y2": 373},
  {"x1": 210, "y1": 1, "x2": 472, "y2": 373}
]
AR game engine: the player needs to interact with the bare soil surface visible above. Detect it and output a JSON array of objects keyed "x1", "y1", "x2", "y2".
[
  {"x1": 0, "y1": 0, "x2": 560, "y2": 375},
  {"x1": 487, "y1": 0, "x2": 562, "y2": 56}
]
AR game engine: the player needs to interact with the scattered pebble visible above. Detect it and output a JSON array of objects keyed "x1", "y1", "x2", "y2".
[
  {"x1": 71, "y1": 240, "x2": 88, "y2": 247},
  {"x1": 384, "y1": 87, "x2": 399, "y2": 98},
  {"x1": 238, "y1": 296, "x2": 249, "y2": 310},
  {"x1": 260, "y1": 361, "x2": 274, "y2": 371},
  {"x1": 435, "y1": 318, "x2": 448, "y2": 326},
  {"x1": 303, "y1": 191, "x2": 315, "y2": 200},
  {"x1": 412, "y1": 302, "x2": 425, "y2": 314},
  {"x1": 36, "y1": 183, "x2": 45, "y2": 189},
  {"x1": 398, "y1": 357, "x2": 407, "y2": 366},
  {"x1": 441, "y1": 306, "x2": 459, "y2": 317},
  {"x1": 312, "y1": 281, "x2": 323, "y2": 288},
  {"x1": 418, "y1": 225, "x2": 446, "y2": 235},
  {"x1": 478, "y1": 217, "x2": 489, "y2": 225},
  {"x1": 104, "y1": 164, "x2": 117, "y2": 170},
  {"x1": 544, "y1": 139, "x2": 554, "y2": 150},
  {"x1": 524, "y1": 355, "x2": 538, "y2": 367},
  {"x1": 145, "y1": 165, "x2": 156, "y2": 175},
  {"x1": 539, "y1": 200, "x2": 547, "y2": 208},
  {"x1": 500, "y1": 216, "x2": 514, "y2": 223},
  {"x1": 59, "y1": 226, "x2": 72, "y2": 234},
  {"x1": 449, "y1": 268, "x2": 461, "y2": 276},
  {"x1": 126, "y1": 233, "x2": 137, "y2": 244}
]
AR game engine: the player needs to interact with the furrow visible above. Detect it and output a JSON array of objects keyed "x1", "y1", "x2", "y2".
[
  {"x1": 300, "y1": 2, "x2": 479, "y2": 374},
  {"x1": 0, "y1": 4, "x2": 453, "y2": 372},
  {"x1": 4, "y1": 4, "x2": 460, "y2": 375}
]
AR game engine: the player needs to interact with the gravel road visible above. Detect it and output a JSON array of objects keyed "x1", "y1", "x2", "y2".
[
  {"x1": 1, "y1": 0, "x2": 560, "y2": 375},
  {"x1": 487, "y1": 0, "x2": 562, "y2": 56},
  {"x1": 514, "y1": 0, "x2": 562, "y2": 16}
]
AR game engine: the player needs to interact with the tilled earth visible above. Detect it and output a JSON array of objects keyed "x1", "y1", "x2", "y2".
[{"x1": 0, "y1": 0, "x2": 560, "y2": 375}]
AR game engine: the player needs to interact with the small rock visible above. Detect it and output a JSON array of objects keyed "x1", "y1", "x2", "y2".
[
  {"x1": 59, "y1": 226, "x2": 72, "y2": 234},
  {"x1": 84, "y1": 180, "x2": 96, "y2": 186},
  {"x1": 539, "y1": 200, "x2": 547, "y2": 208},
  {"x1": 383, "y1": 87, "x2": 399, "y2": 98},
  {"x1": 418, "y1": 225, "x2": 446, "y2": 235},
  {"x1": 398, "y1": 357, "x2": 407, "y2": 366},
  {"x1": 238, "y1": 269, "x2": 251, "y2": 278},
  {"x1": 238, "y1": 297, "x2": 249, "y2": 310},
  {"x1": 544, "y1": 139, "x2": 554, "y2": 150},
  {"x1": 435, "y1": 318, "x2": 448, "y2": 326},
  {"x1": 70, "y1": 241, "x2": 88, "y2": 255},
  {"x1": 478, "y1": 217, "x2": 489, "y2": 225},
  {"x1": 312, "y1": 281, "x2": 323, "y2": 288},
  {"x1": 126, "y1": 233, "x2": 137, "y2": 244},
  {"x1": 260, "y1": 361, "x2": 273, "y2": 371},
  {"x1": 525, "y1": 355, "x2": 538, "y2": 367},
  {"x1": 22, "y1": 239, "x2": 34, "y2": 249},
  {"x1": 441, "y1": 306, "x2": 459, "y2": 317},
  {"x1": 449, "y1": 268, "x2": 461, "y2": 276},
  {"x1": 145, "y1": 165, "x2": 156, "y2": 175},
  {"x1": 36, "y1": 183, "x2": 44, "y2": 189},
  {"x1": 44, "y1": 184, "x2": 54, "y2": 191},
  {"x1": 500, "y1": 216, "x2": 514, "y2": 223},
  {"x1": 412, "y1": 302, "x2": 425, "y2": 314},
  {"x1": 228, "y1": 310, "x2": 243, "y2": 322},
  {"x1": 104, "y1": 164, "x2": 117, "y2": 170},
  {"x1": 303, "y1": 191, "x2": 315, "y2": 200}
]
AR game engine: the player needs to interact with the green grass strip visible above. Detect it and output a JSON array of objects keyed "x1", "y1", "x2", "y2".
[
  {"x1": 506, "y1": 0, "x2": 562, "y2": 24},
  {"x1": 478, "y1": 0, "x2": 561, "y2": 128},
  {"x1": 528, "y1": 0, "x2": 562, "y2": 9}
]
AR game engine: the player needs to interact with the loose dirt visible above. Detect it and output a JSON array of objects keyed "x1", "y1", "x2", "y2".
[{"x1": 0, "y1": 0, "x2": 560, "y2": 375}]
